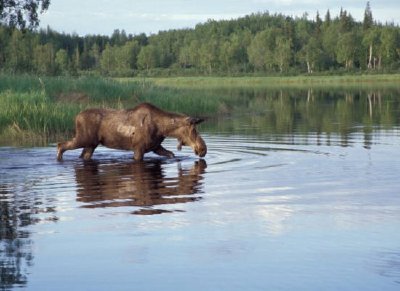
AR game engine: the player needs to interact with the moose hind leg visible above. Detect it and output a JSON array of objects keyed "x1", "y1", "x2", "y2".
[
  {"x1": 57, "y1": 138, "x2": 84, "y2": 161},
  {"x1": 57, "y1": 142, "x2": 66, "y2": 161}
]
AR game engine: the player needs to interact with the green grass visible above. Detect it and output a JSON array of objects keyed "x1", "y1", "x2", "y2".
[
  {"x1": 0, "y1": 75, "x2": 141, "y2": 145},
  {"x1": 125, "y1": 74, "x2": 400, "y2": 89},
  {"x1": 0, "y1": 74, "x2": 140, "y2": 102},
  {"x1": 1, "y1": 74, "x2": 400, "y2": 145},
  {"x1": 0, "y1": 75, "x2": 227, "y2": 145}
]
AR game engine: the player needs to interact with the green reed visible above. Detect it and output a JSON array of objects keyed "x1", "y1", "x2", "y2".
[
  {"x1": 2, "y1": 74, "x2": 399, "y2": 145},
  {"x1": 0, "y1": 75, "x2": 138, "y2": 144},
  {"x1": 0, "y1": 74, "x2": 139, "y2": 102},
  {"x1": 133, "y1": 74, "x2": 400, "y2": 89},
  {"x1": 0, "y1": 91, "x2": 78, "y2": 142},
  {"x1": 0, "y1": 75, "x2": 226, "y2": 144}
]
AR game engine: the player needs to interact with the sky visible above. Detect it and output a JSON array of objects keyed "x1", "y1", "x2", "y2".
[{"x1": 39, "y1": 0, "x2": 400, "y2": 36}]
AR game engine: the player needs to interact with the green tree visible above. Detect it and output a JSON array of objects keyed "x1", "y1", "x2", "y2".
[
  {"x1": 33, "y1": 42, "x2": 55, "y2": 74},
  {"x1": 363, "y1": 28, "x2": 380, "y2": 69},
  {"x1": 363, "y1": 2, "x2": 373, "y2": 31},
  {"x1": 221, "y1": 31, "x2": 251, "y2": 72},
  {"x1": 337, "y1": 31, "x2": 360, "y2": 69},
  {"x1": 112, "y1": 40, "x2": 140, "y2": 75},
  {"x1": 299, "y1": 36, "x2": 323, "y2": 73},
  {"x1": 199, "y1": 37, "x2": 220, "y2": 74},
  {"x1": 55, "y1": 49, "x2": 68, "y2": 74},
  {"x1": 6, "y1": 29, "x2": 33, "y2": 72},
  {"x1": 110, "y1": 29, "x2": 128, "y2": 46},
  {"x1": 178, "y1": 44, "x2": 191, "y2": 68},
  {"x1": 0, "y1": 6, "x2": 399, "y2": 76},
  {"x1": 275, "y1": 36, "x2": 292, "y2": 72},
  {"x1": 322, "y1": 23, "x2": 339, "y2": 68},
  {"x1": 187, "y1": 39, "x2": 201, "y2": 68},
  {"x1": 379, "y1": 27, "x2": 399, "y2": 68},
  {"x1": 90, "y1": 43, "x2": 101, "y2": 71},
  {"x1": 80, "y1": 42, "x2": 92, "y2": 70},
  {"x1": 362, "y1": 2, "x2": 377, "y2": 69},
  {"x1": 248, "y1": 28, "x2": 276, "y2": 71},
  {"x1": 315, "y1": 11, "x2": 322, "y2": 37},
  {"x1": 137, "y1": 45, "x2": 158, "y2": 71},
  {"x1": 339, "y1": 9, "x2": 355, "y2": 33},
  {"x1": 71, "y1": 46, "x2": 80, "y2": 73},
  {"x1": 0, "y1": 25, "x2": 10, "y2": 68},
  {"x1": 324, "y1": 10, "x2": 331, "y2": 25},
  {"x1": 123, "y1": 40, "x2": 141, "y2": 70},
  {"x1": 0, "y1": 0, "x2": 50, "y2": 29},
  {"x1": 100, "y1": 43, "x2": 116, "y2": 74}
]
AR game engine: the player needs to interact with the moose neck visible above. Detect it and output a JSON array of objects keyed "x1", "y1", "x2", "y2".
[{"x1": 154, "y1": 113, "x2": 186, "y2": 138}]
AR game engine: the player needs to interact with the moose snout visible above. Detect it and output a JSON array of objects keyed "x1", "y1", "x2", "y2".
[
  {"x1": 197, "y1": 147, "x2": 207, "y2": 157},
  {"x1": 194, "y1": 137, "x2": 207, "y2": 157}
]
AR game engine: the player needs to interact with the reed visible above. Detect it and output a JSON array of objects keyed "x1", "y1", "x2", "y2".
[
  {"x1": 0, "y1": 75, "x2": 226, "y2": 144},
  {"x1": 130, "y1": 74, "x2": 400, "y2": 89},
  {"x1": 0, "y1": 75, "x2": 136, "y2": 144},
  {"x1": 0, "y1": 74, "x2": 139, "y2": 102},
  {"x1": 2, "y1": 74, "x2": 399, "y2": 145}
]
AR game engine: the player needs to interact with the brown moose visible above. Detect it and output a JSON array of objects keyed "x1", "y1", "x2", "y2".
[{"x1": 57, "y1": 102, "x2": 207, "y2": 161}]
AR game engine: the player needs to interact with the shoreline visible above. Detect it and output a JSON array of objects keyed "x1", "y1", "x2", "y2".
[{"x1": 119, "y1": 74, "x2": 400, "y2": 88}]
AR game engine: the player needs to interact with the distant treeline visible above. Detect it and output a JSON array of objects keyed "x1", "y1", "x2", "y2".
[{"x1": 1, "y1": 3, "x2": 399, "y2": 76}]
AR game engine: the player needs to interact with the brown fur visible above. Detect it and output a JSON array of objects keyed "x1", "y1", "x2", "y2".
[{"x1": 57, "y1": 102, "x2": 207, "y2": 161}]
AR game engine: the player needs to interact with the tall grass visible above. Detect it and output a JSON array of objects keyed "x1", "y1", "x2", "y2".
[
  {"x1": 0, "y1": 90, "x2": 79, "y2": 144},
  {"x1": 131, "y1": 74, "x2": 400, "y2": 89},
  {"x1": 2, "y1": 74, "x2": 400, "y2": 145},
  {"x1": 0, "y1": 74, "x2": 140, "y2": 102},
  {"x1": 0, "y1": 75, "x2": 226, "y2": 145},
  {"x1": 0, "y1": 75, "x2": 142, "y2": 145}
]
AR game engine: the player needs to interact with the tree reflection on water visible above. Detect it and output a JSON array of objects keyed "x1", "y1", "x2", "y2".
[
  {"x1": 207, "y1": 88, "x2": 400, "y2": 149},
  {"x1": 1, "y1": 186, "x2": 34, "y2": 290}
]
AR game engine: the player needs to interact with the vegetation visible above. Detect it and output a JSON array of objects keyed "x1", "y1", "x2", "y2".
[
  {"x1": 0, "y1": 75, "x2": 230, "y2": 144},
  {"x1": 0, "y1": 75, "x2": 133, "y2": 144},
  {"x1": 133, "y1": 74, "x2": 400, "y2": 89},
  {"x1": 1, "y1": 3, "x2": 399, "y2": 76},
  {"x1": 0, "y1": 0, "x2": 50, "y2": 29},
  {"x1": 1, "y1": 74, "x2": 399, "y2": 145}
]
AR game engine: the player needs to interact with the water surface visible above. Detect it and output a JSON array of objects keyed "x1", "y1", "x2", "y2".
[{"x1": 1, "y1": 90, "x2": 400, "y2": 290}]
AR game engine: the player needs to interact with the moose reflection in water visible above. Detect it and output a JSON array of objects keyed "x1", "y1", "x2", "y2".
[{"x1": 74, "y1": 159, "x2": 207, "y2": 215}]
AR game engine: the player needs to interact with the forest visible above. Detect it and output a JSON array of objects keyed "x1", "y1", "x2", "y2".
[{"x1": 0, "y1": 2, "x2": 399, "y2": 76}]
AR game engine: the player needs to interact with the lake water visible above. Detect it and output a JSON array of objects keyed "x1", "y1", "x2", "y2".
[{"x1": 1, "y1": 89, "x2": 400, "y2": 290}]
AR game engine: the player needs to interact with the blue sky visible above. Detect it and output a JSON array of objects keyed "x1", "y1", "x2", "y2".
[{"x1": 39, "y1": 0, "x2": 400, "y2": 36}]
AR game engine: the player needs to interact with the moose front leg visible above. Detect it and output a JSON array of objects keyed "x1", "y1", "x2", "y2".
[
  {"x1": 153, "y1": 145, "x2": 175, "y2": 158},
  {"x1": 133, "y1": 148, "x2": 144, "y2": 161},
  {"x1": 79, "y1": 146, "x2": 97, "y2": 161}
]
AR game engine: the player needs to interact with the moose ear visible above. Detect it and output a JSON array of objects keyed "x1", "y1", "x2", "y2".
[{"x1": 187, "y1": 117, "x2": 205, "y2": 125}]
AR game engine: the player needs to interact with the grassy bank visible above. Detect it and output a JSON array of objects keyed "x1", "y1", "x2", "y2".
[
  {"x1": 0, "y1": 75, "x2": 227, "y2": 145},
  {"x1": 0, "y1": 75, "x2": 138, "y2": 145},
  {"x1": 127, "y1": 74, "x2": 400, "y2": 89},
  {"x1": 1, "y1": 74, "x2": 400, "y2": 145}
]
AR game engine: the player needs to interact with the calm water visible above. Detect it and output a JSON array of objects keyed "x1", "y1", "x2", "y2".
[{"x1": 1, "y1": 90, "x2": 400, "y2": 290}]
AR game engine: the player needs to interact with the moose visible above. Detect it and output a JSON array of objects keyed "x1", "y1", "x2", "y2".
[{"x1": 57, "y1": 102, "x2": 207, "y2": 161}]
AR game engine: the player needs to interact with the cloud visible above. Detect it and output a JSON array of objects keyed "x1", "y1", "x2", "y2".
[
  {"x1": 126, "y1": 12, "x2": 243, "y2": 22},
  {"x1": 40, "y1": 0, "x2": 400, "y2": 35}
]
